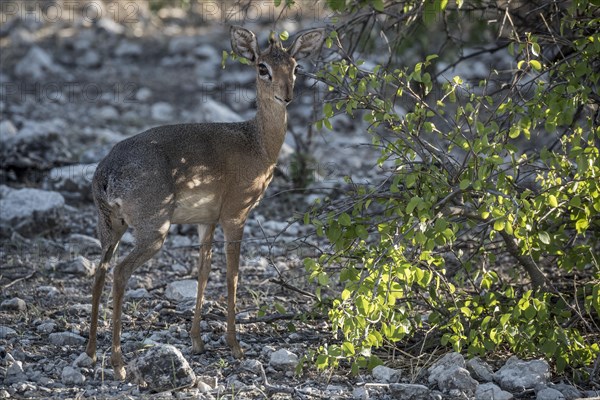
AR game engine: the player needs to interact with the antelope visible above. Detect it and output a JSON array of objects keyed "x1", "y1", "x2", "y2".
[{"x1": 84, "y1": 25, "x2": 325, "y2": 380}]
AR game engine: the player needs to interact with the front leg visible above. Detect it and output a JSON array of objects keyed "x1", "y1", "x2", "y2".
[{"x1": 222, "y1": 223, "x2": 245, "y2": 359}]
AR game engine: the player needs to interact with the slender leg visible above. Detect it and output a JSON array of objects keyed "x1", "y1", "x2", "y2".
[
  {"x1": 86, "y1": 210, "x2": 126, "y2": 363},
  {"x1": 86, "y1": 244, "x2": 118, "y2": 362},
  {"x1": 222, "y1": 224, "x2": 245, "y2": 359},
  {"x1": 110, "y1": 231, "x2": 167, "y2": 380},
  {"x1": 191, "y1": 224, "x2": 216, "y2": 353}
]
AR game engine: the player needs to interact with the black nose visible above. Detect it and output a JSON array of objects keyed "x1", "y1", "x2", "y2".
[{"x1": 285, "y1": 97, "x2": 292, "y2": 103}]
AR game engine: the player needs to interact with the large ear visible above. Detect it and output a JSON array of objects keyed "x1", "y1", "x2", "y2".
[
  {"x1": 230, "y1": 25, "x2": 259, "y2": 62},
  {"x1": 288, "y1": 28, "x2": 326, "y2": 60}
]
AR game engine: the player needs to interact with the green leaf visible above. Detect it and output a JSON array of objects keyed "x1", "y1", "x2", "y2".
[
  {"x1": 279, "y1": 31, "x2": 289, "y2": 41},
  {"x1": 538, "y1": 231, "x2": 551, "y2": 245},
  {"x1": 339, "y1": 212, "x2": 352, "y2": 226},
  {"x1": 530, "y1": 60, "x2": 542, "y2": 71},
  {"x1": 548, "y1": 194, "x2": 558, "y2": 208}
]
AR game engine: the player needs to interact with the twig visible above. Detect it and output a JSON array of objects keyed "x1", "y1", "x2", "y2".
[
  {"x1": 269, "y1": 278, "x2": 317, "y2": 300},
  {"x1": 1, "y1": 270, "x2": 36, "y2": 290}
]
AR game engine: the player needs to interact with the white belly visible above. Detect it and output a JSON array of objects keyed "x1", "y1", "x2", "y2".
[{"x1": 171, "y1": 190, "x2": 221, "y2": 224}]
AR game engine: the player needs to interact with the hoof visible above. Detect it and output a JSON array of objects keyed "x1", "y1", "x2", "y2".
[
  {"x1": 113, "y1": 364, "x2": 126, "y2": 381},
  {"x1": 191, "y1": 340, "x2": 205, "y2": 355}
]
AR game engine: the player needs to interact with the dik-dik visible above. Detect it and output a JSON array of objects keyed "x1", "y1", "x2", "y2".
[{"x1": 85, "y1": 26, "x2": 325, "y2": 380}]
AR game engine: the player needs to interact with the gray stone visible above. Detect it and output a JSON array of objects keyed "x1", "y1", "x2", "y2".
[
  {"x1": 129, "y1": 344, "x2": 196, "y2": 392},
  {"x1": 389, "y1": 383, "x2": 432, "y2": 399},
  {"x1": 165, "y1": 280, "x2": 197, "y2": 302},
  {"x1": 36, "y1": 322, "x2": 56, "y2": 334},
  {"x1": 60, "y1": 255, "x2": 96, "y2": 276},
  {"x1": 428, "y1": 353, "x2": 477, "y2": 395},
  {"x1": 61, "y1": 366, "x2": 85, "y2": 385},
  {"x1": 0, "y1": 187, "x2": 64, "y2": 238},
  {"x1": 493, "y1": 356, "x2": 550, "y2": 391},
  {"x1": 372, "y1": 365, "x2": 401, "y2": 383},
  {"x1": 151, "y1": 102, "x2": 175, "y2": 121},
  {"x1": 73, "y1": 352, "x2": 94, "y2": 368},
  {"x1": 114, "y1": 40, "x2": 142, "y2": 57},
  {"x1": 240, "y1": 359, "x2": 263, "y2": 374},
  {"x1": 95, "y1": 105, "x2": 119, "y2": 120},
  {"x1": 353, "y1": 386, "x2": 368, "y2": 400},
  {"x1": 467, "y1": 357, "x2": 495, "y2": 382},
  {"x1": 0, "y1": 298, "x2": 27, "y2": 312},
  {"x1": 49, "y1": 331, "x2": 86, "y2": 346},
  {"x1": 15, "y1": 47, "x2": 64, "y2": 79},
  {"x1": 76, "y1": 50, "x2": 101, "y2": 67},
  {"x1": 269, "y1": 349, "x2": 299, "y2": 371},
  {"x1": 126, "y1": 288, "x2": 151, "y2": 299},
  {"x1": 0, "y1": 326, "x2": 17, "y2": 339},
  {"x1": 168, "y1": 36, "x2": 198, "y2": 54},
  {"x1": 5, "y1": 360, "x2": 26, "y2": 384},
  {"x1": 475, "y1": 382, "x2": 513, "y2": 400},
  {"x1": 552, "y1": 383, "x2": 582, "y2": 400},
  {"x1": 46, "y1": 163, "x2": 97, "y2": 200},
  {"x1": 536, "y1": 386, "x2": 565, "y2": 400},
  {"x1": 37, "y1": 285, "x2": 60, "y2": 297}
]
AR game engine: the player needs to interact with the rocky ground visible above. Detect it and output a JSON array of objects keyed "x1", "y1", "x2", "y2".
[{"x1": 1, "y1": 2, "x2": 599, "y2": 399}]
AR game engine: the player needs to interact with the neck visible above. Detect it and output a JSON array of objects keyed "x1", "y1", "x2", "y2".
[{"x1": 255, "y1": 98, "x2": 288, "y2": 163}]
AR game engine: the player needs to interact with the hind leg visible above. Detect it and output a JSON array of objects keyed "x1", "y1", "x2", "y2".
[
  {"x1": 86, "y1": 212, "x2": 127, "y2": 362},
  {"x1": 110, "y1": 222, "x2": 170, "y2": 380},
  {"x1": 191, "y1": 224, "x2": 216, "y2": 353}
]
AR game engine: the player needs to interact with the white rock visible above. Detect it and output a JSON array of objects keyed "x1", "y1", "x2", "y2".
[
  {"x1": 493, "y1": 356, "x2": 550, "y2": 391},
  {"x1": 97, "y1": 17, "x2": 125, "y2": 35},
  {"x1": 49, "y1": 331, "x2": 86, "y2": 346},
  {"x1": 0, "y1": 187, "x2": 64, "y2": 237},
  {"x1": 0, "y1": 297, "x2": 26, "y2": 312},
  {"x1": 60, "y1": 255, "x2": 96, "y2": 276},
  {"x1": 372, "y1": 365, "x2": 401, "y2": 383},
  {"x1": 428, "y1": 352, "x2": 477, "y2": 395},
  {"x1": 151, "y1": 102, "x2": 175, "y2": 121},
  {"x1": 5, "y1": 360, "x2": 26, "y2": 384},
  {"x1": 135, "y1": 87, "x2": 153, "y2": 102},
  {"x1": 476, "y1": 382, "x2": 513, "y2": 400},
  {"x1": 0, "y1": 120, "x2": 17, "y2": 137},
  {"x1": 129, "y1": 344, "x2": 196, "y2": 392},
  {"x1": 61, "y1": 366, "x2": 85, "y2": 385},
  {"x1": 15, "y1": 46, "x2": 64, "y2": 79},
  {"x1": 269, "y1": 349, "x2": 299, "y2": 371},
  {"x1": 0, "y1": 326, "x2": 17, "y2": 339},
  {"x1": 198, "y1": 98, "x2": 242, "y2": 123},
  {"x1": 165, "y1": 280, "x2": 197, "y2": 302}
]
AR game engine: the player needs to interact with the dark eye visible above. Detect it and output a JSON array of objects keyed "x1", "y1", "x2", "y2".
[{"x1": 258, "y1": 63, "x2": 271, "y2": 79}]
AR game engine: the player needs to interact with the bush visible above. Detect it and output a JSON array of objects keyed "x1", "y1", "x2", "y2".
[{"x1": 303, "y1": 0, "x2": 599, "y2": 378}]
